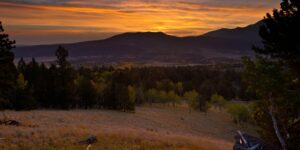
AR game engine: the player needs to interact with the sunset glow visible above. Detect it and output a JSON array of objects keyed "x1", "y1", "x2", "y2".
[{"x1": 0, "y1": 0, "x2": 280, "y2": 45}]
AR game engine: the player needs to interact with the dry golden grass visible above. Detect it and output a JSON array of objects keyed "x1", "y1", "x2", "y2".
[{"x1": 0, "y1": 106, "x2": 254, "y2": 150}]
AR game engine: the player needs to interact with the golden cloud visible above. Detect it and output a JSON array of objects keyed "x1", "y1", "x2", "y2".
[{"x1": 0, "y1": 1, "x2": 279, "y2": 44}]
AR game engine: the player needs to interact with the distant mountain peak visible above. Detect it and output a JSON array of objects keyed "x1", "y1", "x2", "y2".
[
  {"x1": 201, "y1": 21, "x2": 263, "y2": 42},
  {"x1": 14, "y1": 21, "x2": 262, "y2": 65},
  {"x1": 109, "y1": 31, "x2": 172, "y2": 40}
]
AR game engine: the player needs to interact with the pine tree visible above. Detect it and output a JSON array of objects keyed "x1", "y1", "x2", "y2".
[
  {"x1": 0, "y1": 21, "x2": 17, "y2": 109},
  {"x1": 76, "y1": 76, "x2": 97, "y2": 109},
  {"x1": 53, "y1": 46, "x2": 75, "y2": 109},
  {"x1": 17, "y1": 57, "x2": 26, "y2": 73},
  {"x1": 254, "y1": 0, "x2": 300, "y2": 77},
  {"x1": 55, "y1": 45, "x2": 70, "y2": 69},
  {"x1": 244, "y1": 0, "x2": 300, "y2": 149},
  {"x1": 12, "y1": 73, "x2": 36, "y2": 110}
]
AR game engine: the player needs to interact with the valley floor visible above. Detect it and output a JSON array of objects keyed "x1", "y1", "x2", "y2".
[{"x1": 0, "y1": 106, "x2": 254, "y2": 150}]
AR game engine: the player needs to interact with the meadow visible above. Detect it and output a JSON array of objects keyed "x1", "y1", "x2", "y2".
[{"x1": 0, "y1": 105, "x2": 255, "y2": 150}]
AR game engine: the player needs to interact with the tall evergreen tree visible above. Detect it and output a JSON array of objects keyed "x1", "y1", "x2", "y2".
[
  {"x1": 76, "y1": 76, "x2": 97, "y2": 109},
  {"x1": 12, "y1": 73, "x2": 36, "y2": 110},
  {"x1": 0, "y1": 21, "x2": 17, "y2": 109},
  {"x1": 254, "y1": 0, "x2": 300, "y2": 78},
  {"x1": 25, "y1": 58, "x2": 39, "y2": 88},
  {"x1": 17, "y1": 57, "x2": 26, "y2": 74},
  {"x1": 56, "y1": 45, "x2": 70, "y2": 69},
  {"x1": 244, "y1": 0, "x2": 300, "y2": 149},
  {"x1": 54, "y1": 46, "x2": 75, "y2": 109}
]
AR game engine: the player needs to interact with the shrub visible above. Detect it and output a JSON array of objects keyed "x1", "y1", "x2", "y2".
[
  {"x1": 226, "y1": 102, "x2": 250, "y2": 124},
  {"x1": 184, "y1": 90, "x2": 199, "y2": 111},
  {"x1": 210, "y1": 94, "x2": 227, "y2": 109}
]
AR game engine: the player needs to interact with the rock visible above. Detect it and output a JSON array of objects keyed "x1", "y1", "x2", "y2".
[
  {"x1": 78, "y1": 136, "x2": 97, "y2": 145},
  {"x1": 0, "y1": 119, "x2": 21, "y2": 126}
]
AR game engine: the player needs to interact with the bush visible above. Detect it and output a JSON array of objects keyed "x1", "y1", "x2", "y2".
[
  {"x1": 226, "y1": 102, "x2": 250, "y2": 124},
  {"x1": 127, "y1": 85, "x2": 136, "y2": 111},
  {"x1": 167, "y1": 90, "x2": 181, "y2": 106},
  {"x1": 210, "y1": 94, "x2": 227, "y2": 109},
  {"x1": 184, "y1": 90, "x2": 199, "y2": 111}
]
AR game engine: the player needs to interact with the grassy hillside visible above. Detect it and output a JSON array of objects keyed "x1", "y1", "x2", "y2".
[{"x1": 0, "y1": 106, "x2": 254, "y2": 150}]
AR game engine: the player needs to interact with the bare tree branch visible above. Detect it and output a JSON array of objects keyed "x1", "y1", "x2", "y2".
[{"x1": 268, "y1": 93, "x2": 287, "y2": 150}]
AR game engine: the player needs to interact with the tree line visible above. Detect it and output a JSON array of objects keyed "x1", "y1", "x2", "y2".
[{"x1": 12, "y1": 51, "x2": 249, "y2": 111}]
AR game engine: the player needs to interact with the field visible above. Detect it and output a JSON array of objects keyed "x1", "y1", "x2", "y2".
[{"x1": 0, "y1": 106, "x2": 255, "y2": 150}]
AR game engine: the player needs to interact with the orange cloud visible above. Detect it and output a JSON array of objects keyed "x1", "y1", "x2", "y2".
[{"x1": 0, "y1": 1, "x2": 279, "y2": 45}]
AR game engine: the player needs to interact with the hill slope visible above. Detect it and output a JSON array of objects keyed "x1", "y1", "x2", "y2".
[
  {"x1": 1, "y1": 106, "x2": 250, "y2": 150},
  {"x1": 13, "y1": 21, "x2": 262, "y2": 65}
]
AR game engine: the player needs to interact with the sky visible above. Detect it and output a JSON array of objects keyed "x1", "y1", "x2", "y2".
[{"x1": 0, "y1": 0, "x2": 281, "y2": 45}]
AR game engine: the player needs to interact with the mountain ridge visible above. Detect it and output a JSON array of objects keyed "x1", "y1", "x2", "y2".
[{"x1": 13, "y1": 21, "x2": 263, "y2": 65}]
